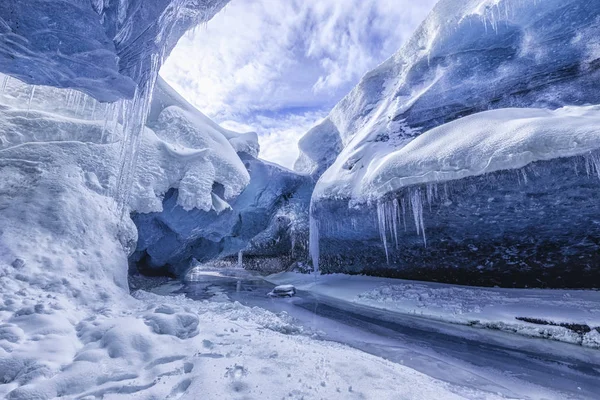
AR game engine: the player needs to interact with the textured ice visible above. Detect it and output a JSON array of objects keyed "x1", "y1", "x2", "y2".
[
  {"x1": 129, "y1": 76, "x2": 309, "y2": 277},
  {"x1": 298, "y1": 0, "x2": 600, "y2": 200},
  {"x1": 132, "y1": 156, "x2": 312, "y2": 277},
  {"x1": 0, "y1": 0, "x2": 230, "y2": 102},
  {"x1": 299, "y1": 0, "x2": 600, "y2": 280},
  {"x1": 363, "y1": 106, "x2": 600, "y2": 201}
]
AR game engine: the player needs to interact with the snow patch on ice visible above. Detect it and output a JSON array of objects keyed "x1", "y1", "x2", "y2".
[{"x1": 268, "y1": 272, "x2": 600, "y2": 348}]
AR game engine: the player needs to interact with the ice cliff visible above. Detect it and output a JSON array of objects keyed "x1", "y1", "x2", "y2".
[
  {"x1": 301, "y1": 0, "x2": 600, "y2": 286},
  {"x1": 133, "y1": 79, "x2": 312, "y2": 277}
]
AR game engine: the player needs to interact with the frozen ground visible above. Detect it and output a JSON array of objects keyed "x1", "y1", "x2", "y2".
[
  {"x1": 180, "y1": 270, "x2": 600, "y2": 399},
  {"x1": 267, "y1": 272, "x2": 600, "y2": 348},
  {"x1": 0, "y1": 275, "x2": 510, "y2": 400}
]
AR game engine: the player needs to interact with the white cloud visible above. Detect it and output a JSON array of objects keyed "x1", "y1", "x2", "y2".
[
  {"x1": 222, "y1": 111, "x2": 327, "y2": 169},
  {"x1": 160, "y1": 0, "x2": 436, "y2": 167}
]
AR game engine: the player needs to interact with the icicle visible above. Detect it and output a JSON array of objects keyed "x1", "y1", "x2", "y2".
[
  {"x1": 26, "y1": 86, "x2": 36, "y2": 115},
  {"x1": 585, "y1": 152, "x2": 600, "y2": 180},
  {"x1": 101, "y1": 102, "x2": 115, "y2": 143},
  {"x1": 426, "y1": 183, "x2": 434, "y2": 211},
  {"x1": 66, "y1": 90, "x2": 75, "y2": 109},
  {"x1": 77, "y1": 94, "x2": 88, "y2": 116},
  {"x1": 290, "y1": 237, "x2": 295, "y2": 258},
  {"x1": 521, "y1": 168, "x2": 528, "y2": 184},
  {"x1": 237, "y1": 251, "x2": 243, "y2": 268},
  {"x1": 410, "y1": 188, "x2": 427, "y2": 247},
  {"x1": 309, "y1": 202, "x2": 320, "y2": 274},
  {"x1": 0, "y1": 75, "x2": 9, "y2": 94},
  {"x1": 401, "y1": 197, "x2": 407, "y2": 232},
  {"x1": 90, "y1": 100, "x2": 97, "y2": 120},
  {"x1": 392, "y1": 198, "x2": 399, "y2": 249},
  {"x1": 376, "y1": 201, "x2": 390, "y2": 263},
  {"x1": 75, "y1": 92, "x2": 82, "y2": 113}
]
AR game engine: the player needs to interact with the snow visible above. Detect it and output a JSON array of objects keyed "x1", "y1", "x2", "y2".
[
  {"x1": 267, "y1": 272, "x2": 600, "y2": 349},
  {"x1": 300, "y1": 0, "x2": 600, "y2": 206},
  {"x1": 0, "y1": 76, "x2": 502, "y2": 399},
  {"x1": 314, "y1": 105, "x2": 600, "y2": 204},
  {"x1": 363, "y1": 106, "x2": 600, "y2": 201},
  {"x1": 150, "y1": 77, "x2": 260, "y2": 159},
  {"x1": 0, "y1": 76, "x2": 250, "y2": 215}
]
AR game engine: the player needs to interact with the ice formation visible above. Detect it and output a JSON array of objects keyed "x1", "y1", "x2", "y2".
[
  {"x1": 299, "y1": 0, "x2": 600, "y2": 200},
  {"x1": 0, "y1": 0, "x2": 230, "y2": 101},
  {"x1": 301, "y1": 0, "x2": 600, "y2": 280},
  {"x1": 3, "y1": 0, "x2": 600, "y2": 397},
  {"x1": 132, "y1": 155, "x2": 312, "y2": 277}
]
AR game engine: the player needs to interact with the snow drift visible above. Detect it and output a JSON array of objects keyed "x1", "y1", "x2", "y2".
[{"x1": 361, "y1": 106, "x2": 600, "y2": 202}]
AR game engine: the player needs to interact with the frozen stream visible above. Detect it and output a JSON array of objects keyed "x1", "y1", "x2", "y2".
[{"x1": 174, "y1": 273, "x2": 600, "y2": 399}]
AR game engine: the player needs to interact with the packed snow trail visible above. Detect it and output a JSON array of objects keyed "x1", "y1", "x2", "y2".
[{"x1": 179, "y1": 272, "x2": 600, "y2": 399}]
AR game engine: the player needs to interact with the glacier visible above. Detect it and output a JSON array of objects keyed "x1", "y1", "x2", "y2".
[
  {"x1": 300, "y1": 0, "x2": 600, "y2": 285},
  {"x1": 1, "y1": 0, "x2": 600, "y2": 397}
]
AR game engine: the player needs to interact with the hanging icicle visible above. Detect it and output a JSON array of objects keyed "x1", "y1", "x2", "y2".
[
  {"x1": 309, "y1": 201, "x2": 320, "y2": 274},
  {"x1": 0, "y1": 75, "x2": 9, "y2": 94},
  {"x1": 26, "y1": 86, "x2": 37, "y2": 115}
]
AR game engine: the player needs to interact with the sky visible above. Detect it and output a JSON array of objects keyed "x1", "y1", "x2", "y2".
[{"x1": 160, "y1": 0, "x2": 437, "y2": 168}]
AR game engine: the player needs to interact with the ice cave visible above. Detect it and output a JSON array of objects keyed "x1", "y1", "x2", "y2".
[{"x1": 1, "y1": 0, "x2": 600, "y2": 399}]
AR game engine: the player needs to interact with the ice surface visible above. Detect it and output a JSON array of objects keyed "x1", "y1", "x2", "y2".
[
  {"x1": 0, "y1": 0, "x2": 230, "y2": 102},
  {"x1": 268, "y1": 272, "x2": 600, "y2": 349}
]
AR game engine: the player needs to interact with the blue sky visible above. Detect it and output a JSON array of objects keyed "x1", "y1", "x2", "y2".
[{"x1": 161, "y1": 0, "x2": 437, "y2": 168}]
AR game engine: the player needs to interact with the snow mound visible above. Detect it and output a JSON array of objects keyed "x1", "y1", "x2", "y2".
[
  {"x1": 299, "y1": 0, "x2": 600, "y2": 201},
  {"x1": 138, "y1": 105, "x2": 250, "y2": 213},
  {"x1": 150, "y1": 77, "x2": 260, "y2": 158},
  {"x1": 363, "y1": 106, "x2": 600, "y2": 201}
]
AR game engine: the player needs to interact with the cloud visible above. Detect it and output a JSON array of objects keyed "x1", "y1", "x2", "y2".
[
  {"x1": 222, "y1": 111, "x2": 327, "y2": 169},
  {"x1": 160, "y1": 0, "x2": 436, "y2": 167}
]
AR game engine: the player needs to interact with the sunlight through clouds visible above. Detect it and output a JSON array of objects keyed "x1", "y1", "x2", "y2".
[{"x1": 160, "y1": 0, "x2": 436, "y2": 168}]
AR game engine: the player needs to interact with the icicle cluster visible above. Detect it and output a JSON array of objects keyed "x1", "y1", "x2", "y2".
[
  {"x1": 111, "y1": 0, "x2": 213, "y2": 219},
  {"x1": 584, "y1": 151, "x2": 600, "y2": 180},
  {"x1": 376, "y1": 184, "x2": 449, "y2": 261},
  {"x1": 308, "y1": 202, "x2": 320, "y2": 274}
]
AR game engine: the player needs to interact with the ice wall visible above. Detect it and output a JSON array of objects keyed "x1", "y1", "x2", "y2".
[
  {"x1": 300, "y1": 0, "x2": 600, "y2": 285},
  {"x1": 0, "y1": 0, "x2": 230, "y2": 102},
  {"x1": 132, "y1": 155, "x2": 312, "y2": 277},
  {"x1": 297, "y1": 0, "x2": 600, "y2": 192}
]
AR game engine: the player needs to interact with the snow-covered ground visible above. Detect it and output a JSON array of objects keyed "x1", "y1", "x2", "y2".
[
  {"x1": 0, "y1": 77, "x2": 508, "y2": 399},
  {"x1": 4, "y1": 283, "x2": 500, "y2": 399},
  {"x1": 267, "y1": 272, "x2": 600, "y2": 348}
]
